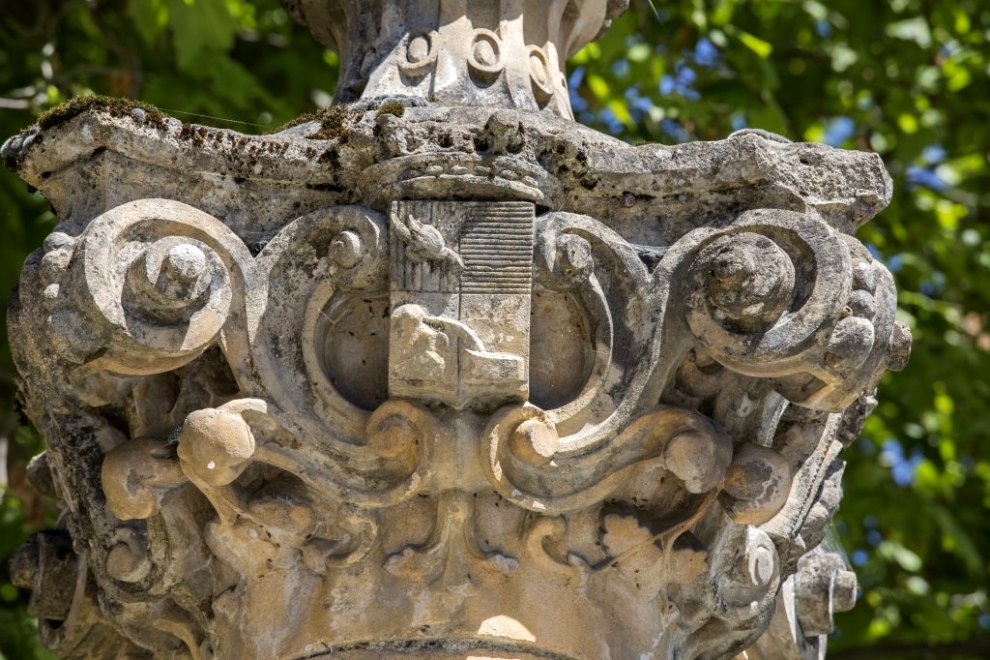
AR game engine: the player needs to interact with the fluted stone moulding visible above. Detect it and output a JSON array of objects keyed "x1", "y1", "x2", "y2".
[{"x1": 3, "y1": 1, "x2": 909, "y2": 658}]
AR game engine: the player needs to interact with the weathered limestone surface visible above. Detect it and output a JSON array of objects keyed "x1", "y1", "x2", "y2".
[{"x1": 3, "y1": 2, "x2": 909, "y2": 658}]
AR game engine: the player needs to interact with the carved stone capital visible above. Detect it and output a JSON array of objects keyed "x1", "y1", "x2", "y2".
[{"x1": 3, "y1": 4, "x2": 907, "y2": 659}]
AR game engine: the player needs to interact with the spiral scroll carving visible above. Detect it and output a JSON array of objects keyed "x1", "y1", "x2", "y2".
[
  {"x1": 43, "y1": 198, "x2": 256, "y2": 378},
  {"x1": 684, "y1": 209, "x2": 852, "y2": 368},
  {"x1": 483, "y1": 404, "x2": 734, "y2": 514},
  {"x1": 250, "y1": 205, "x2": 388, "y2": 443},
  {"x1": 533, "y1": 211, "x2": 657, "y2": 448},
  {"x1": 672, "y1": 524, "x2": 782, "y2": 659},
  {"x1": 682, "y1": 208, "x2": 906, "y2": 411}
]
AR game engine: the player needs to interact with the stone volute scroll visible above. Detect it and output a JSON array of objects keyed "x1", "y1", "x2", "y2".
[{"x1": 3, "y1": 1, "x2": 909, "y2": 659}]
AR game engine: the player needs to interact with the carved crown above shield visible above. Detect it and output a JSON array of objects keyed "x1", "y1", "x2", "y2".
[{"x1": 3, "y1": 1, "x2": 908, "y2": 658}]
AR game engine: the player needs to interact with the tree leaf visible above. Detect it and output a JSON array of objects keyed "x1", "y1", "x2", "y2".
[{"x1": 167, "y1": 0, "x2": 238, "y2": 70}]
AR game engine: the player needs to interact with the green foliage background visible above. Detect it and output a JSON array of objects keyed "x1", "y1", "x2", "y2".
[{"x1": 0, "y1": 1, "x2": 988, "y2": 658}]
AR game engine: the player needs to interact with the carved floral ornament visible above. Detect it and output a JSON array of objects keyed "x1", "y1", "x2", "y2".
[{"x1": 3, "y1": 1, "x2": 909, "y2": 659}]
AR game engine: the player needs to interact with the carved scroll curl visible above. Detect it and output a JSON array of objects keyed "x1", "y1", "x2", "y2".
[
  {"x1": 483, "y1": 403, "x2": 733, "y2": 513},
  {"x1": 534, "y1": 211, "x2": 658, "y2": 449},
  {"x1": 680, "y1": 208, "x2": 905, "y2": 411},
  {"x1": 672, "y1": 524, "x2": 782, "y2": 659},
  {"x1": 46, "y1": 198, "x2": 257, "y2": 377},
  {"x1": 250, "y1": 205, "x2": 388, "y2": 444}
]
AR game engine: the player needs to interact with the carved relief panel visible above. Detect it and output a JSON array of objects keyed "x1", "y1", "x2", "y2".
[{"x1": 389, "y1": 201, "x2": 534, "y2": 408}]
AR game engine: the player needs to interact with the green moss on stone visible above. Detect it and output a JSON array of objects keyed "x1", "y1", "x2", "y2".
[
  {"x1": 275, "y1": 110, "x2": 321, "y2": 132},
  {"x1": 376, "y1": 100, "x2": 406, "y2": 118},
  {"x1": 312, "y1": 105, "x2": 350, "y2": 139},
  {"x1": 275, "y1": 105, "x2": 356, "y2": 140},
  {"x1": 36, "y1": 95, "x2": 167, "y2": 130}
]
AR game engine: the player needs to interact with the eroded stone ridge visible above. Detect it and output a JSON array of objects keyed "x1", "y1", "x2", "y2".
[{"x1": 4, "y1": 4, "x2": 908, "y2": 660}]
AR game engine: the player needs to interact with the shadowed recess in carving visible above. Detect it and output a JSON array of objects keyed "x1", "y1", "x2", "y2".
[
  {"x1": 528, "y1": 288, "x2": 594, "y2": 409},
  {"x1": 315, "y1": 294, "x2": 390, "y2": 411}
]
